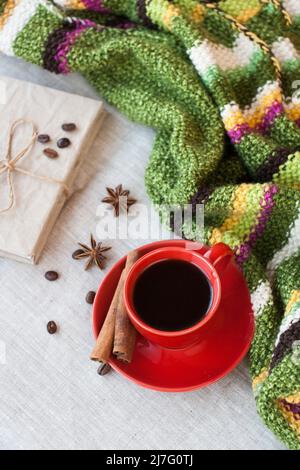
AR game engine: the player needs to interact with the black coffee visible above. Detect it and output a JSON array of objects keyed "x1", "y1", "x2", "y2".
[{"x1": 133, "y1": 259, "x2": 212, "y2": 332}]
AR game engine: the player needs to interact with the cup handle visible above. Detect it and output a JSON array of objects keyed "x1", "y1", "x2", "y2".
[{"x1": 205, "y1": 242, "x2": 233, "y2": 274}]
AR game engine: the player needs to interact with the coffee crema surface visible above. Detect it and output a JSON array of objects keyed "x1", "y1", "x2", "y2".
[{"x1": 133, "y1": 259, "x2": 212, "y2": 331}]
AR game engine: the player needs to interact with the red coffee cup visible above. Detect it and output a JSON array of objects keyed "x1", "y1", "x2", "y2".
[{"x1": 124, "y1": 243, "x2": 233, "y2": 349}]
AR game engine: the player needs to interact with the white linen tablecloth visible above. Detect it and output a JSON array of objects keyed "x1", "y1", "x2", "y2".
[{"x1": 0, "y1": 55, "x2": 285, "y2": 450}]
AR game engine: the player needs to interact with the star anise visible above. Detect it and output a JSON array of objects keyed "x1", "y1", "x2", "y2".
[
  {"x1": 102, "y1": 184, "x2": 136, "y2": 217},
  {"x1": 73, "y1": 234, "x2": 111, "y2": 270}
]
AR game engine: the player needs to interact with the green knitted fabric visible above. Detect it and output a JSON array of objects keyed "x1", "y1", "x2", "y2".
[{"x1": 1, "y1": 0, "x2": 300, "y2": 449}]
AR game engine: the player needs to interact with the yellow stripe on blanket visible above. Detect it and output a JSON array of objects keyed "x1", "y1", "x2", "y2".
[
  {"x1": 277, "y1": 400, "x2": 300, "y2": 437},
  {"x1": 191, "y1": 4, "x2": 205, "y2": 24},
  {"x1": 285, "y1": 290, "x2": 300, "y2": 316},
  {"x1": 222, "y1": 85, "x2": 282, "y2": 131},
  {"x1": 252, "y1": 368, "x2": 269, "y2": 393},
  {"x1": 284, "y1": 392, "x2": 300, "y2": 404},
  {"x1": 68, "y1": 0, "x2": 86, "y2": 8},
  {"x1": 236, "y1": 6, "x2": 262, "y2": 23},
  {"x1": 163, "y1": 4, "x2": 180, "y2": 29},
  {"x1": 209, "y1": 184, "x2": 251, "y2": 245},
  {"x1": 55, "y1": 0, "x2": 85, "y2": 9},
  {"x1": 0, "y1": 0, "x2": 18, "y2": 31}
]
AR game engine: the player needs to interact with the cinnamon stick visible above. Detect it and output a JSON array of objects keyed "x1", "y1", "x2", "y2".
[
  {"x1": 113, "y1": 250, "x2": 139, "y2": 363},
  {"x1": 90, "y1": 269, "x2": 126, "y2": 363}
]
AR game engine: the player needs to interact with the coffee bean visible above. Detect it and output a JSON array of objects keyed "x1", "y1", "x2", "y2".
[
  {"x1": 86, "y1": 291, "x2": 96, "y2": 305},
  {"x1": 72, "y1": 249, "x2": 84, "y2": 260},
  {"x1": 38, "y1": 134, "x2": 50, "y2": 144},
  {"x1": 62, "y1": 123, "x2": 76, "y2": 132},
  {"x1": 97, "y1": 363, "x2": 111, "y2": 376},
  {"x1": 47, "y1": 321, "x2": 57, "y2": 335},
  {"x1": 43, "y1": 148, "x2": 58, "y2": 159},
  {"x1": 45, "y1": 271, "x2": 59, "y2": 281},
  {"x1": 57, "y1": 138, "x2": 71, "y2": 149}
]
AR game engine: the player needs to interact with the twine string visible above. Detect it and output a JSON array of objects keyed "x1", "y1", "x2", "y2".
[
  {"x1": 0, "y1": 119, "x2": 69, "y2": 214},
  {"x1": 204, "y1": 2, "x2": 284, "y2": 87},
  {"x1": 261, "y1": 0, "x2": 292, "y2": 26}
]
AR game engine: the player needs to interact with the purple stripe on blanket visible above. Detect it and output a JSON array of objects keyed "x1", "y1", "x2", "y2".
[
  {"x1": 115, "y1": 21, "x2": 137, "y2": 29},
  {"x1": 281, "y1": 400, "x2": 300, "y2": 416},
  {"x1": 228, "y1": 123, "x2": 251, "y2": 144},
  {"x1": 137, "y1": 0, "x2": 156, "y2": 28},
  {"x1": 235, "y1": 184, "x2": 278, "y2": 265},
  {"x1": 51, "y1": 17, "x2": 136, "y2": 75},
  {"x1": 256, "y1": 101, "x2": 284, "y2": 134},
  {"x1": 191, "y1": 185, "x2": 214, "y2": 207},
  {"x1": 83, "y1": 0, "x2": 112, "y2": 13},
  {"x1": 228, "y1": 101, "x2": 284, "y2": 144},
  {"x1": 54, "y1": 20, "x2": 97, "y2": 74},
  {"x1": 255, "y1": 146, "x2": 299, "y2": 182}
]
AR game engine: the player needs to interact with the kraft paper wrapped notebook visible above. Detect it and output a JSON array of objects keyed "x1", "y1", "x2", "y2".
[{"x1": 0, "y1": 76, "x2": 105, "y2": 263}]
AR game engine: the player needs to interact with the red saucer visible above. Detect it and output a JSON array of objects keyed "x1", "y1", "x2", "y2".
[{"x1": 92, "y1": 240, "x2": 255, "y2": 392}]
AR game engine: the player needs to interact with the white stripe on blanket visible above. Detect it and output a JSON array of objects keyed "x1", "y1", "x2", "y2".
[
  {"x1": 283, "y1": 0, "x2": 300, "y2": 17},
  {"x1": 188, "y1": 34, "x2": 259, "y2": 75},
  {"x1": 251, "y1": 281, "x2": 272, "y2": 318},
  {"x1": 220, "y1": 80, "x2": 281, "y2": 122},
  {"x1": 271, "y1": 37, "x2": 300, "y2": 64},
  {"x1": 0, "y1": 0, "x2": 47, "y2": 56}
]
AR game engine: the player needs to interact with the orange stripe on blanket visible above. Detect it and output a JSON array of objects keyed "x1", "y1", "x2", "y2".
[{"x1": 0, "y1": 0, "x2": 18, "y2": 31}]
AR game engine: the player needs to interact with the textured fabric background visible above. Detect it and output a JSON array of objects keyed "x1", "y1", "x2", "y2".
[{"x1": 0, "y1": 55, "x2": 285, "y2": 450}]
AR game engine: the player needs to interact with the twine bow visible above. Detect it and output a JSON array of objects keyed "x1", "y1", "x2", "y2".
[{"x1": 0, "y1": 119, "x2": 69, "y2": 214}]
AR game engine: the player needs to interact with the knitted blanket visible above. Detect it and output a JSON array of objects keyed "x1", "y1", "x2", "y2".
[{"x1": 1, "y1": 0, "x2": 300, "y2": 449}]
